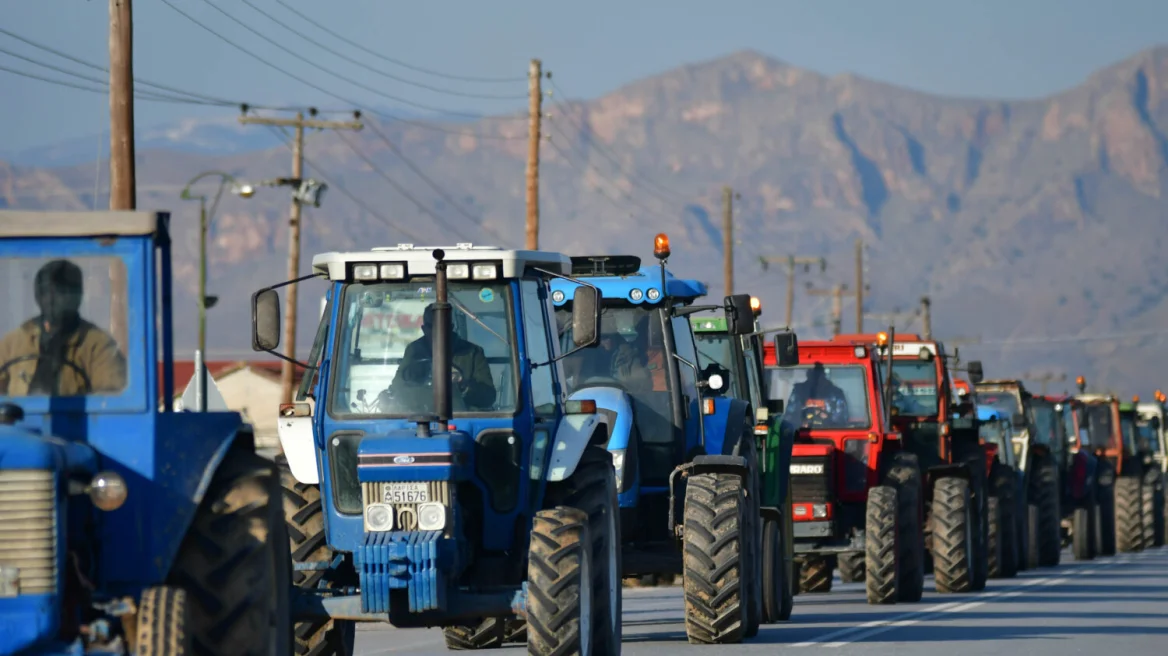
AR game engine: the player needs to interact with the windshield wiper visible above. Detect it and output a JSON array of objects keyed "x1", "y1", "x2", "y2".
[{"x1": 450, "y1": 296, "x2": 506, "y2": 344}]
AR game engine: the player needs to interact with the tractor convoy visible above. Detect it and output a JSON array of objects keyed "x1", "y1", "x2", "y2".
[{"x1": 2, "y1": 210, "x2": 1167, "y2": 655}]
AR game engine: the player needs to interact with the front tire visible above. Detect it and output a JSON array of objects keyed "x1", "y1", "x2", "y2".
[
  {"x1": 988, "y1": 464, "x2": 1018, "y2": 578},
  {"x1": 865, "y1": 486, "x2": 900, "y2": 605},
  {"x1": 838, "y1": 552, "x2": 865, "y2": 584},
  {"x1": 682, "y1": 472, "x2": 749, "y2": 644},
  {"x1": 527, "y1": 507, "x2": 594, "y2": 656},
  {"x1": 1115, "y1": 476, "x2": 1145, "y2": 552},
  {"x1": 932, "y1": 477, "x2": 975, "y2": 594},
  {"x1": 798, "y1": 557, "x2": 833, "y2": 593},
  {"x1": 761, "y1": 513, "x2": 793, "y2": 622},
  {"x1": 1028, "y1": 460, "x2": 1061, "y2": 567},
  {"x1": 1072, "y1": 505, "x2": 1094, "y2": 561},
  {"x1": 135, "y1": 586, "x2": 191, "y2": 655}
]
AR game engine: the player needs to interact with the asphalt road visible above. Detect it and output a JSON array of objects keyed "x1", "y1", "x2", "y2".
[{"x1": 352, "y1": 546, "x2": 1168, "y2": 654}]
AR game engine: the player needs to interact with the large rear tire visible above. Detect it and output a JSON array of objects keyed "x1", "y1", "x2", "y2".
[
  {"x1": 1028, "y1": 460, "x2": 1061, "y2": 567},
  {"x1": 864, "y1": 486, "x2": 900, "y2": 605},
  {"x1": 1095, "y1": 480, "x2": 1117, "y2": 556},
  {"x1": 761, "y1": 514, "x2": 792, "y2": 622},
  {"x1": 887, "y1": 455, "x2": 924, "y2": 603},
  {"x1": 988, "y1": 464, "x2": 1018, "y2": 578},
  {"x1": 798, "y1": 557, "x2": 833, "y2": 593},
  {"x1": 135, "y1": 585, "x2": 191, "y2": 655},
  {"x1": 682, "y1": 472, "x2": 749, "y2": 644},
  {"x1": 1072, "y1": 506, "x2": 1094, "y2": 561},
  {"x1": 1115, "y1": 476, "x2": 1145, "y2": 552},
  {"x1": 527, "y1": 507, "x2": 594, "y2": 656},
  {"x1": 169, "y1": 450, "x2": 292, "y2": 655},
  {"x1": 1140, "y1": 470, "x2": 1158, "y2": 549},
  {"x1": 932, "y1": 477, "x2": 975, "y2": 594},
  {"x1": 838, "y1": 552, "x2": 866, "y2": 584},
  {"x1": 276, "y1": 456, "x2": 356, "y2": 656}
]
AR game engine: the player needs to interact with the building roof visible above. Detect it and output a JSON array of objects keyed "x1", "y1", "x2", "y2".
[
  {"x1": 0, "y1": 210, "x2": 166, "y2": 237},
  {"x1": 160, "y1": 360, "x2": 311, "y2": 399}
]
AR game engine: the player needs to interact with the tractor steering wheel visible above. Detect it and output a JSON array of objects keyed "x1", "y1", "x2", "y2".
[
  {"x1": 799, "y1": 405, "x2": 833, "y2": 428},
  {"x1": 0, "y1": 355, "x2": 93, "y2": 395}
]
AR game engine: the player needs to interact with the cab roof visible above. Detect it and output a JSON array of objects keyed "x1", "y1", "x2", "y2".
[
  {"x1": 1137, "y1": 402, "x2": 1163, "y2": 418},
  {"x1": 1076, "y1": 393, "x2": 1118, "y2": 404},
  {"x1": 0, "y1": 210, "x2": 166, "y2": 237},
  {"x1": 549, "y1": 266, "x2": 707, "y2": 306},
  {"x1": 311, "y1": 244, "x2": 572, "y2": 281}
]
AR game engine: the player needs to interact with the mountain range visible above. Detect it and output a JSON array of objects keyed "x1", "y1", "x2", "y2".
[{"x1": 4, "y1": 47, "x2": 1168, "y2": 397}]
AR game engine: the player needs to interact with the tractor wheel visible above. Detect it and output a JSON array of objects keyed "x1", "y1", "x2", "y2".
[
  {"x1": 887, "y1": 454, "x2": 924, "y2": 603},
  {"x1": 503, "y1": 618, "x2": 527, "y2": 644},
  {"x1": 761, "y1": 514, "x2": 793, "y2": 622},
  {"x1": 799, "y1": 557, "x2": 833, "y2": 593},
  {"x1": 682, "y1": 472, "x2": 749, "y2": 644},
  {"x1": 982, "y1": 497, "x2": 1002, "y2": 581},
  {"x1": 444, "y1": 619, "x2": 506, "y2": 651},
  {"x1": 1115, "y1": 476, "x2": 1145, "y2": 553},
  {"x1": 1015, "y1": 478, "x2": 1030, "y2": 572},
  {"x1": 168, "y1": 450, "x2": 292, "y2": 655},
  {"x1": 864, "y1": 485, "x2": 900, "y2": 605},
  {"x1": 838, "y1": 552, "x2": 866, "y2": 584},
  {"x1": 988, "y1": 464, "x2": 1018, "y2": 578},
  {"x1": 932, "y1": 477, "x2": 975, "y2": 594},
  {"x1": 276, "y1": 456, "x2": 357, "y2": 656},
  {"x1": 739, "y1": 438, "x2": 763, "y2": 638},
  {"x1": 1027, "y1": 461, "x2": 1061, "y2": 568},
  {"x1": 1156, "y1": 479, "x2": 1167, "y2": 548},
  {"x1": 135, "y1": 585, "x2": 191, "y2": 655},
  {"x1": 1072, "y1": 506, "x2": 1094, "y2": 561},
  {"x1": 543, "y1": 448, "x2": 622, "y2": 655},
  {"x1": 1140, "y1": 470, "x2": 1159, "y2": 548},
  {"x1": 526, "y1": 507, "x2": 595, "y2": 656},
  {"x1": 1095, "y1": 479, "x2": 1117, "y2": 556}
]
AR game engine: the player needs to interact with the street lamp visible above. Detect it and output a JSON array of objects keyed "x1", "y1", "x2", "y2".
[{"x1": 179, "y1": 171, "x2": 257, "y2": 366}]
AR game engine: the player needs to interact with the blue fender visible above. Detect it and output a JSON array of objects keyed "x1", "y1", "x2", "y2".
[
  {"x1": 568, "y1": 387, "x2": 634, "y2": 450},
  {"x1": 704, "y1": 396, "x2": 751, "y2": 458}
]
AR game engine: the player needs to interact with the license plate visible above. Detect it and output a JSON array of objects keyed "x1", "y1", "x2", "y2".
[{"x1": 383, "y1": 483, "x2": 429, "y2": 504}]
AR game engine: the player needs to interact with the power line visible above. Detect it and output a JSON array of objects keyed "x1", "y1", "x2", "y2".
[
  {"x1": 973, "y1": 328, "x2": 1168, "y2": 348},
  {"x1": 272, "y1": 0, "x2": 526, "y2": 84},
  {"x1": 0, "y1": 60, "x2": 238, "y2": 106},
  {"x1": 194, "y1": 0, "x2": 522, "y2": 122},
  {"x1": 239, "y1": 0, "x2": 526, "y2": 101},
  {"x1": 160, "y1": 0, "x2": 525, "y2": 140}
]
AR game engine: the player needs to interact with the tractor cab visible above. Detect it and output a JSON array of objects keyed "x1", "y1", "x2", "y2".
[
  {"x1": 977, "y1": 406, "x2": 1018, "y2": 471},
  {"x1": 1075, "y1": 393, "x2": 1127, "y2": 469},
  {"x1": 1137, "y1": 393, "x2": 1168, "y2": 473},
  {"x1": 690, "y1": 301, "x2": 767, "y2": 431},
  {"x1": 974, "y1": 380, "x2": 1034, "y2": 468}
]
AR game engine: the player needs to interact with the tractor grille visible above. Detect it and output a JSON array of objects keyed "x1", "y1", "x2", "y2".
[
  {"x1": 789, "y1": 456, "x2": 833, "y2": 503},
  {"x1": 361, "y1": 481, "x2": 452, "y2": 532},
  {"x1": 0, "y1": 470, "x2": 57, "y2": 596}
]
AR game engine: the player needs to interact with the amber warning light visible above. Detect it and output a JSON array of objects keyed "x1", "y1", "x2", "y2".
[
  {"x1": 654, "y1": 233, "x2": 671, "y2": 260},
  {"x1": 750, "y1": 296, "x2": 762, "y2": 315},
  {"x1": 876, "y1": 332, "x2": 888, "y2": 347}
]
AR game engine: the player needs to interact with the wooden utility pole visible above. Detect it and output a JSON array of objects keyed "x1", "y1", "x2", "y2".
[
  {"x1": 854, "y1": 239, "x2": 865, "y2": 333},
  {"x1": 920, "y1": 295, "x2": 932, "y2": 339},
  {"x1": 759, "y1": 255, "x2": 826, "y2": 327},
  {"x1": 809, "y1": 284, "x2": 850, "y2": 336},
  {"x1": 722, "y1": 186, "x2": 733, "y2": 297},
  {"x1": 525, "y1": 59, "x2": 542, "y2": 250},
  {"x1": 239, "y1": 112, "x2": 362, "y2": 404},
  {"x1": 108, "y1": 0, "x2": 134, "y2": 352}
]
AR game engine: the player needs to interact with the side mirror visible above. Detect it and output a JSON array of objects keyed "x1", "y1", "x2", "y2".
[
  {"x1": 1012, "y1": 413, "x2": 1027, "y2": 429},
  {"x1": 723, "y1": 294, "x2": 754, "y2": 336},
  {"x1": 967, "y1": 360, "x2": 984, "y2": 384},
  {"x1": 773, "y1": 332, "x2": 799, "y2": 367},
  {"x1": 765, "y1": 399, "x2": 785, "y2": 416},
  {"x1": 252, "y1": 289, "x2": 282, "y2": 351},
  {"x1": 571, "y1": 286, "x2": 601, "y2": 348}
]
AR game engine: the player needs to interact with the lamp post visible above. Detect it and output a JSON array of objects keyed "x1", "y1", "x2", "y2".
[{"x1": 179, "y1": 171, "x2": 256, "y2": 410}]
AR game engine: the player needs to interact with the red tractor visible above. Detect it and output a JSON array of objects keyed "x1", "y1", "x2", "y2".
[{"x1": 764, "y1": 330, "x2": 925, "y2": 605}]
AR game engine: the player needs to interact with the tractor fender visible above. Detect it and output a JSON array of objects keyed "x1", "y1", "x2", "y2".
[
  {"x1": 704, "y1": 396, "x2": 752, "y2": 458},
  {"x1": 546, "y1": 412, "x2": 609, "y2": 482},
  {"x1": 567, "y1": 386, "x2": 634, "y2": 450},
  {"x1": 278, "y1": 413, "x2": 319, "y2": 484},
  {"x1": 667, "y1": 454, "x2": 749, "y2": 532}
]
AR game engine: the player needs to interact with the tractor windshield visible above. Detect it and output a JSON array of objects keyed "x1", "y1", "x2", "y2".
[
  {"x1": 1138, "y1": 417, "x2": 1162, "y2": 453},
  {"x1": 889, "y1": 360, "x2": 939, "y2": 417},
  {"x1": 0, "y1": 256, "x2": 129, "y2": 398},
  {"x1": 1078, "y1": 404, "x2": 1116, "y2": 450},
  {"x1": 768, "y1": 364, "x2": 871, "y2": 429},
  {"x1": 979, "y1": 418, "x2": 1013, "y2": 462},
  {"x1": 694, "y1": 331, "x2": 743, "y2": 398},
  {"x1": 328, "y1": 281, "x2": 517, "y2": 417},
  {"x1": 1029, "y1": 402, "x2": 1058, "y2": 447},
  {"x1": 975, "y1": 391, "x2": 1022, "y2": 432},
  {"x1": 1120, "y1": 413, "x2": 1139, "y2": 453}
]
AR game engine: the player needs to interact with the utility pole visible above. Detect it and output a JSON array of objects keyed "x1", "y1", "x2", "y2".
[
  {"x1": 808, "y1": 284, "x2": 850, "y2": 336},
  {"x1": 108, "y1": 0, "x2": 134, "y2": 353},
  {"x1": 526, "y1": 59, "x2": 542, "y2": 250},
  {"x1": 239, "y1": 111, "x2": 362, "y2": 404},
  {"x1": 723, "y1": 186, "x2": 733, "y2": 297},
  {"x1": 759, "y1": 255, "x2": 826, "y2": 327},
  {"x1": 920, "y1": 295, "x2": 932, "y2": 339},
  {"x1": 854, "y1": 239, "x2": 865, "y2": 332}
]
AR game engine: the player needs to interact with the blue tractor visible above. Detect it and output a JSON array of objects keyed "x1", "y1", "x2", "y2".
[
  {"x1": 0, "y1": 211, "x2": 291, "y2": 654},
  {"x1": 547, "y1": 234, "x2": 764, "y2": 644},
  {"x1": 250, "y1": 243, "x2": 623, "y2": 654}
]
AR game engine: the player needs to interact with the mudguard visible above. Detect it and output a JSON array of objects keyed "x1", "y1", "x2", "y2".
[
  {"x1": 546, "y1": 411, "x2": 608, "y2": 482},
  {"x1": 568, "y1": 387, "x2": 634, "y2": 450},
  {"x1": 279, "y1": 413, "x2": 319, "y2": 484},
  {"x1": 704, "y1": 396, "x2": 751, "y2": 457}
]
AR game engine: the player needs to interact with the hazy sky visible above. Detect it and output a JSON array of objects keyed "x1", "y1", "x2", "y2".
[{"x1": 3, "y1": 0, "x2": 1168, "y2": 153}]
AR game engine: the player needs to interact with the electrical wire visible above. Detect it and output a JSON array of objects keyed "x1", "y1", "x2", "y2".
[
  {"x1": 272, "y1": 0, "x2": 526, "y2": 84},
  {"x1": 193, "y1": 0, "x2": 521, "y2": 122},
  {"x1": 0, "y1": 61, "x2": 238, "y2": 106},
  {"x1": 239, "y1": 0, "x2": 527, "y2": 101},
  {"x1": 160, "y1": 0, "x2": 525, "y2": 140}
]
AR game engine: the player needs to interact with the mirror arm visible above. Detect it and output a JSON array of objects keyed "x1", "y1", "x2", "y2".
[
  {"x1": 263, "y1": 271, "x2": 326, "y2": 292},
  {"x1": 263, "y1": 349, "x2": 315, "y2": 370},
  {"x1": 672, "y1": 305, "x2": 719, "y2": 317}
]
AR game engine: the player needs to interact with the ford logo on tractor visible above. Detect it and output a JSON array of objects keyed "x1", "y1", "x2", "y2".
[
  {"x1": 790, "y1": 464, "x2": 825, "y2": 475},
  {"x1": 393, "y1": 455, "x2": 416, "y2": 465}
]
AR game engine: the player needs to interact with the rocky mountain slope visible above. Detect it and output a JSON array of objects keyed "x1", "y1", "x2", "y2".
[{"x1": 4, "y1": 47, "x2": 1168, "y2": 395}]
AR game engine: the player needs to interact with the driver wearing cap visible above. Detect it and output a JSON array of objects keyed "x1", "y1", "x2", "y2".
[
  {"x1": 389, "y1": 304, "x2": 496, "y2": 410},
  {"x1": 0, "y1": 259, "x2": 127, "y2": 396}
]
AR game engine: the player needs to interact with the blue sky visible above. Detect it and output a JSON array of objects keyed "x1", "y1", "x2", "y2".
[{"x1": 3, "y1": 0, "x2": 1168, "y2": 153}]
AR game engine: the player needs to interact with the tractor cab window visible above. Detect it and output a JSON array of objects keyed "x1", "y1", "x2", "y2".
[
  {"x1": 979, "y1": 418, "x2": 1016, "y2": 466},
  {"x1": 1079, "y1": 405, "x2": 1116, "y2": 450},
  {"x1": 694, "y1": 330, "x2": 743, "y2": 398},
  {"x1": 1120, "y1": 414, "x2": 1139, "y2": 453},
  {"x1": 975, "y1": 391, "x2": 1022, "y2": 435},
  {"x1": 1029, "y1": 403, "x2": 1057, "y2": 447},
  {"x1": 1063, "y1": 405, "x2": 1081, "y2": 449},
  {"x1": 889, "y1": 360, "x2": 938, "y2": 416},
  {"x1": 329, "y1": 281, "x2": 517, "y2": 417},
  {"x1": 768, "y1": 364, "x2": 871, "y2": 430},
  {"x1": 1137, "y1": 417, "x2": 1161, "y2": 453},
  {"x1": 0, "y1": 256, "x2": 128, "y2": 398}
]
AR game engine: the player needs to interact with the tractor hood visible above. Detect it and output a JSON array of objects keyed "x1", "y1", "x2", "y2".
[
  {"x1": 0, "y1": 423, "x2": 98, "y2": 474},
  {"x1": 356, "y1": 429, "x2": 474, "y2": 483}
]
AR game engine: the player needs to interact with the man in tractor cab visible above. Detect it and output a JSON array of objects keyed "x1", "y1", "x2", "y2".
[
  {"x1": 0, "y1": 258, "x2": 126, "y2": 396},
  {"x1": 389, "y1": 304, "x2": 497, "y2": 410},
  {"x1": 565, "y1": 310, "x2": 655, "y2": 392},
  {"x1": 784, "y1": 362, "x2": 850, "y2": 428}
]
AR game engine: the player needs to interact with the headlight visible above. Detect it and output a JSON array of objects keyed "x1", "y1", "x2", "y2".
[
  {"x1": 417, "y1": 502, "x2": 447, "y2": 531},
  {"x1": 380, "y1": 263, "x2": 405, "y2": 279},
  {"x1": 89, "y1": 471, "x2": 128, "y2": 511},
  {"x1": 812, "y1": 504, "x2": 828, "y2": 519},
  {"x1": 353, "y1": 264, "x2": 378, "y2": 281},
  {"x1": 551, "y1": 290, "x2": 565, "y2": 303},
  {"x1": 365, "y1": 503, "x2": 395, "y2": 531},
  {"x1": 646, "y1": 288, "x2": 661, "y2": 301},
  {"x1": 472, "y1": 263, "x2": 498, "y2": 280},
  {"x1": 447, "y1": 263, "x2": 470, "y2": 279},
  {"x1": 629, "y1": 289, "x2": 643, "y2": 301}
]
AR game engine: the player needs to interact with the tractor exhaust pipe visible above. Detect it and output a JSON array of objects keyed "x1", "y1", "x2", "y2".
[
  {"x1": 432, "y1": 249, "x2": 453, "y2": 427},
  {"x1": 883, "y1": 326, "x2": 896, "y2": 432}
]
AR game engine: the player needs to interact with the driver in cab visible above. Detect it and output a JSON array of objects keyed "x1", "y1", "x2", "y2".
[
  {"x1": 388, "y1": 304, "x2": 496, "y2": 410},
  {"x1": 784, "y1": 362, "x2": 849, "y2": 428},
  {"x1": 0, "y1": 259, "x2": 127, "y2": 396}
]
